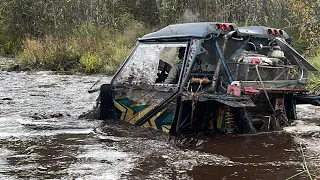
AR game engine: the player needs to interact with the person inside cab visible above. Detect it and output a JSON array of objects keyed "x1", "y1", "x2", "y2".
[{"x1": 164, "y1": 47, "x2": 186, "y2": 84}]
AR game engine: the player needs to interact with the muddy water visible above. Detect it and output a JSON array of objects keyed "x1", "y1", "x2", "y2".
[{"x1": 0, "y1": 70, "x2": 320, "y2": 180}]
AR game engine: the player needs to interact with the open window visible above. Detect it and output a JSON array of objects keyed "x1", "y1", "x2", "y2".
[
  {"x1": 156, "y1": 46, "x2": 188, "y2": 84},
  {"x1": 186, "y1": 39, "x2": 220, "y2": 88},
  {"x1": 191, "y1": 39, "x2": 219, "y2": 76}
]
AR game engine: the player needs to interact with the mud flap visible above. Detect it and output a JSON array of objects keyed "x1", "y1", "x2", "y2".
[
  {"x1": 99, "y1": 84, "x2": 114, "y2": 120},
  {"x1": 285, "y1": 94, "x2": 297, "y2": 120}
]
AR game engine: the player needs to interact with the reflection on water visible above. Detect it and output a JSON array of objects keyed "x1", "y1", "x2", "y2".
[{"x1": 0, "y1": 71, "x2": 319, "y2": 179}]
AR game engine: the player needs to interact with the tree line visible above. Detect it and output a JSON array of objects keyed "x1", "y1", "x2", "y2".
[{"x1": 0, "y1": 0, "x2": 319, "y2": 53}]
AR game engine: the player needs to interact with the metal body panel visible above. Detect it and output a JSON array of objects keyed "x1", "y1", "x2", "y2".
[
  {"x1": 113, "y1": 87, "x2": 177, "y2": 131},
  {"x1": 238, "y1": 26, "x2": 290, "y2": 39},
  {"x1": 140, "y1": 22, "x2": 238, "y2": 40},
  {"x1": 275, "y1": 37, "x2": 318, "y2": 72}
]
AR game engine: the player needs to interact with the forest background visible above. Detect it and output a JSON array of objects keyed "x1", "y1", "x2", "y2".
[{"x1": 0, "y1": 0, "x2": 319, "y2": 91}]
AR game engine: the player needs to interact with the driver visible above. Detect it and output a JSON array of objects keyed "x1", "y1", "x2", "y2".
[{"x1": 164, "y1": 47, "x2": 186, "y2": 84}]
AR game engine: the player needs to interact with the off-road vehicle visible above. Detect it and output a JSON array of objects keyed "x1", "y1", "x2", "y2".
[{"x1": 97, "y1": 22, "x2": 319, "y2": 134}]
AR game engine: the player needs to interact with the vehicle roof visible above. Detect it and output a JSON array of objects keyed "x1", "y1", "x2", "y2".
[
  {"x1": 139, "y1": 22, "x2": 290, "y2": 41},
  {"x1": 140, "y1": 22, "x2": 237, "y2": 40},
  {"x1": 238, "y1": 26, "x2": 290, "y2": 39}
]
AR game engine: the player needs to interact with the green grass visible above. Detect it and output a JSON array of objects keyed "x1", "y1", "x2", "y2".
[
  {"x1": 307, "y1": 54, "x2": 320, "y2": 94},
  {"x1": 16, "y1": 22, "x2": 148, "y2": 74},
  {"x1": 17, "y1": 37, "x2": 80, "y2": 71}
]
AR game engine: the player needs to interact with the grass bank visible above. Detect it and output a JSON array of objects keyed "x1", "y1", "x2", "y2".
[
  {"x1": 307, "y1": 53, "x2": 320, "y2": 94},
  {"x1": 16, "y1": 22, "x2": 148, "y2": 75}
]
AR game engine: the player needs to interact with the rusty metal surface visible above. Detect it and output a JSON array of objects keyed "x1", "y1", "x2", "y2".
[
  {"x1": 257, "y1": 88, "x2": 308, "y2": 93},
  {"x1": 115, "y1": 88, "x2": 170, "y2": 105},
  {"x1": 114, "y1": 84, "x2": 178, "y2": 93},
  {"x1": 240, "y1": 80, "x2": 307, "y2": 89},
  {"x1": 181, "y1": 92, "x2": 256, "y2": 107}
]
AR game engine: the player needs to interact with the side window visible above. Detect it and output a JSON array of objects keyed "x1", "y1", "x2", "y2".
[
  {"x1": 156, "y1": 46, "x2": 186, "y2": 84},
  {"x1": 190, "y1": 39, "x2": 219, "y2": 79},
  {"x1": 113, "y1": 43, "x2": 187, "y2": 86}
]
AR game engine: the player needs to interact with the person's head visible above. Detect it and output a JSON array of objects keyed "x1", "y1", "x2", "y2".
[{"x1": 178, "y1": 47, "x2": 186, "y2": 60}]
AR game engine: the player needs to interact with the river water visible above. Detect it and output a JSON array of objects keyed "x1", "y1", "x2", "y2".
[{"x1": 0, "y1": 68, "x2": 320, "y2": 179}]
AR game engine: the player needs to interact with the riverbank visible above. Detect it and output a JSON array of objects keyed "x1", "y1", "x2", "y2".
[
  {"x1": 1, "y1": 22, "x2": 149, "y2": 75},
  {"x1": 308, "y1": 55, "x2": 320, "y2": 94},
  {"x1": 16, "y1": 23, "x2": 147, "y2": 75},
  {"x1": 0, "y1": 57, "x2": 15, "y2": 71}
]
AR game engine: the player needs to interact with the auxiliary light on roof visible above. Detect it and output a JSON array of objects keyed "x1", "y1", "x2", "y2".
[
  {"x1": 216, "y1": 23, "x2": 233, "y2": 31},
  {"x1": 221, "y1": 24, "x2": 228, "y2": 31},
  {"x1": 267, "y1": 28, "x2": 284, "y2": 36}
]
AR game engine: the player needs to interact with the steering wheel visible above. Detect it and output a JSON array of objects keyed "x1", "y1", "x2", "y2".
[{"x1": 156, "y1": 60, "x2": 172, "y2": 83}]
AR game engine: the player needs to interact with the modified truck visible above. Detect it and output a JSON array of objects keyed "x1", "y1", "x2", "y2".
[{"x1": 97, "y1": 22, "x2": 319, "y2": 134}]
